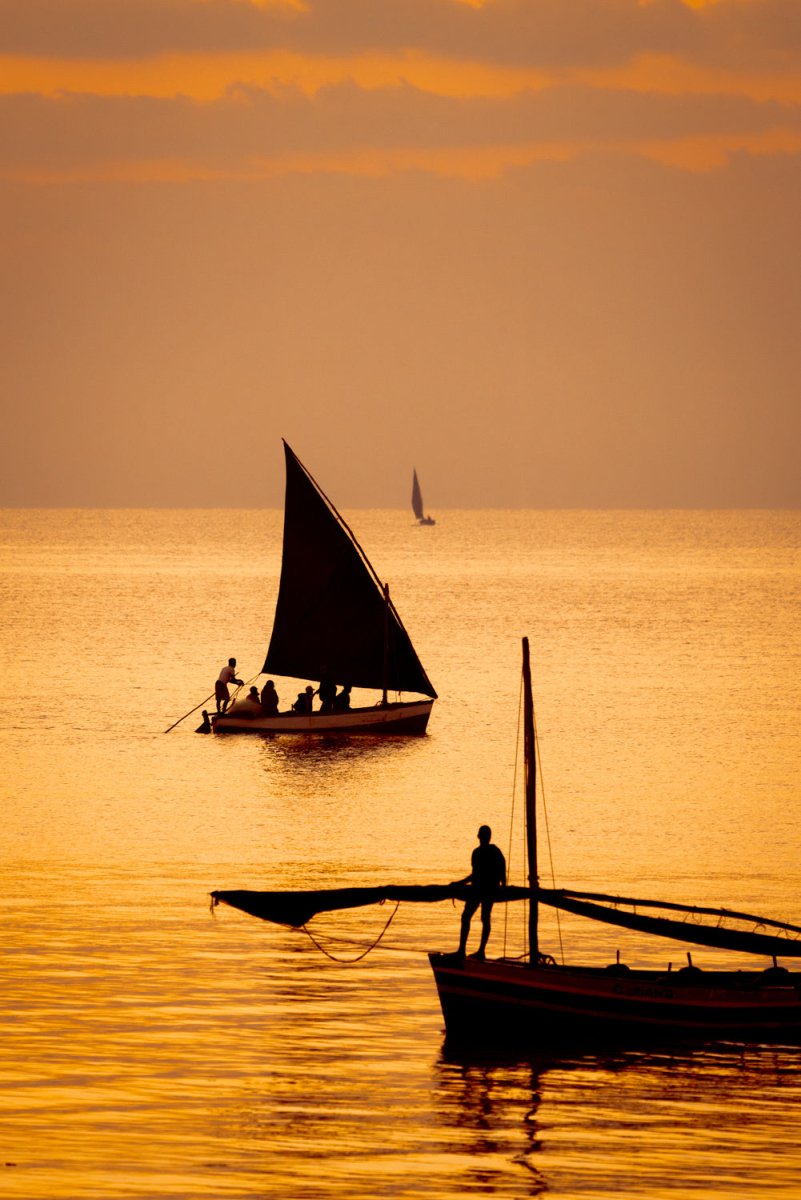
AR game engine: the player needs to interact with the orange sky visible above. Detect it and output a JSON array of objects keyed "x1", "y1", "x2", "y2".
[{"x1": 2, "y1": 0, "x2": 800, "y2": 505}]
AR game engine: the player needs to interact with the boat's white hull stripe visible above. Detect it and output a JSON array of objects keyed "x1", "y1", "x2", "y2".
[{"x1": 213, "y1": 699, "x2": 433, "y2": 733}]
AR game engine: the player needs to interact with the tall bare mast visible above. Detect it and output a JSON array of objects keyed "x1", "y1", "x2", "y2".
[{"x1": 522, "y1": 637, "x2": 538, "y2": 963}]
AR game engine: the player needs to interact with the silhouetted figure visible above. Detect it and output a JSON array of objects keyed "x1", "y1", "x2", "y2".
[
  {"x1": 260, "y1": 679, "x2": 279, "y2": 715},
  {"x1": 215, "y1": 657, "x2": 243, "y2": 713},
  {"x1": 318, "y1": 678, "x2": 336, "y2": 713},
  {"x1": 195, "y1": 710, "x2": 212, "y2": 734},
  {"x1": 454, "y1": 825, "x2": 506, "y2": 961},
  {"x1": 293, "y1": 685, "x2": 315, "y2": 713},
  {"x1": 333, "y1": 684, "x2": 352, "y2": 711}
]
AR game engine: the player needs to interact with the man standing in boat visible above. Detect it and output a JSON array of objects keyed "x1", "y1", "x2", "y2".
[
  {"x1": 454, "y1": 825, "x2": 507, "y2": 961},
  {"x1": 215, "y1": 657, "x2": 243, "y2": 714}
]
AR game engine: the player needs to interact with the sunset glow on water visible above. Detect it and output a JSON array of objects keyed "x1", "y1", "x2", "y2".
[
  {"x1": 4, "y1": 0, "x2": 801, "y2": 1193},
  {"x1": 2, "y1": 508, "x2": 801, "y2": 1198}
]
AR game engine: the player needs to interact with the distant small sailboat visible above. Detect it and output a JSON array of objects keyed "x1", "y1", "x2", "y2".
[
  {"x1": 412, "y1": 469, "x2": 436, "y2": 526},
  {"x1": 211, "y1": 441, "x2": 437, "y2": 736}
]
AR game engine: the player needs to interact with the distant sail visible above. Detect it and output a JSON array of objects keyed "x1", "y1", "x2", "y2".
[
  {"x1": 412, "y1": 469, "x2": 435, "y2": 524},
  {"x1": 263, "y1": 442, "x2": 437, "y2": 698},
  {"x1": 412, "y1": 469, "x2": 424, "y2": 521}
]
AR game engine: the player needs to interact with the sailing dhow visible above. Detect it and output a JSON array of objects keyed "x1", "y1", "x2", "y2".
[{"x1": 212, "y1": 442, "x2": 437, "y2": 735}]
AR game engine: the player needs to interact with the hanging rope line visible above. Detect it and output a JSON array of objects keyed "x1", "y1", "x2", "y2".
[
  {"x1": 300, "y1": 902, "x2": 401, "y2": 963},
  {"x1": 501, "y1": 667, "x2": 565, "y2": 965},
  {"x1": 499, "y1": 660, "x2": 566, "y2": 967},
  {"x1": 533, "y1": 702, "x2": 565, "y2": 965},
  {"x1": 213, "y1": 893, "x2": 437, "y2": 956}
]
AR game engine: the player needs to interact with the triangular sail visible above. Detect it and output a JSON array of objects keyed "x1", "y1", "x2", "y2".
[
  {"x1": 263, "y1": 442, "x2": 437, "y2": 697},
  {"x1": 412, "y1": 469, "x2": 424, "y2": 520}
]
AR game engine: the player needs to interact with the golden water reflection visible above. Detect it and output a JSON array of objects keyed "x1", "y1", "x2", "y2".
[
  {"x1": 3, "y1": 509, "x2": 801, "y2": 1197},
  {"x1": 433, "y1": 1045, "x2": 801, "y2": 1199},
  {"x1": 6, "y1": 857, "x2": 801, "y2": 1199}
]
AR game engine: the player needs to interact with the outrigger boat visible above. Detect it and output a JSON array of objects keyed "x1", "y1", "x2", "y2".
[
  {"x1": 212, "y1": 639, "x2": 801, "y2": 1043},
  {"x1": 212, "y1": 442, "x2": 437, "y2": 735}
]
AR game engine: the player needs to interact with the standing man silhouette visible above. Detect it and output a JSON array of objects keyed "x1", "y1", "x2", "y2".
[
  {"x1": 455, "y1": 825, "x2": 507, "y2": 961},
  {"x1": 215, "y1": 657, "x2": 243, "y2": 714}
]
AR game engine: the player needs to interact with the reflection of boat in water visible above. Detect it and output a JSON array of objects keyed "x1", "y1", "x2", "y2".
[
  {"x1": 431, "y1": 1040, "x2": 801, "y2": 1194},
  {"x1": 412, "y1": 468, "x2": 435, "y2": 526},
  {"x1": 212, "y1": 442, "x2": 437, "y2": 736},
  {"x1": 212, "y1": 638, "x2": 801, "y2": 1042}
]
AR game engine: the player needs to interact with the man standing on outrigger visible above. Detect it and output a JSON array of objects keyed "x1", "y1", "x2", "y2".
[{"x1": 454, "y1": 825, "x2": 507, "y2": 961}]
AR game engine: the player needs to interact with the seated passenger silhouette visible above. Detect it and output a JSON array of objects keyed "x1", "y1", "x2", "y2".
[
  {"x1": 333, "y1": 684, "x2": 352, "y2": 711},
  {"x1": 293, "y1": 685, "x2": 315, "y2": 713},
  {"x1": 318, "y1": 678, "x2": 336, "y2": 713},
  {"x1": 260, "y1": 679, "x2": 279, "y2": 715}
]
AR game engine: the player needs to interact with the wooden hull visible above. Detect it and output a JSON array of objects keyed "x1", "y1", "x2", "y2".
[
  {"x1": 212, "y1": 699, "x2": 434, "y2": 736},
  {"x1": 429, "y1": 954, "x2": 801, "y2": 1044}
]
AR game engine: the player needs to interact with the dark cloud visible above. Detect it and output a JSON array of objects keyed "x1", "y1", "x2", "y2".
[
  {"x1": 0, "y1": 0, "x2": 799, "y2": 72},
  {"x1": 1, "y1": 83, "x2": 799, "y2": 172},
  {"x1": 0, "y1": 0, "x2": 273, "y2": 59}
]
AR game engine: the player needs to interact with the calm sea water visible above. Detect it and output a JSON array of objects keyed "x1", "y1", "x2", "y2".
[{"x1": 2, "y1": 508, "x2": 801, "y2": 1199}]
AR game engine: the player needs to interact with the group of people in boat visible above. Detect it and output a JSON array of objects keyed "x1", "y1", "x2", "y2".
[
  {"x1": 213, "y1": 658, "x2": 352, "y2": 719},
  {"x1": 291, "y1": 680, "x2": 352, "y2": 714},
  {"x1": 226, "y1": 680, "x2": 280, "y2": 719}
]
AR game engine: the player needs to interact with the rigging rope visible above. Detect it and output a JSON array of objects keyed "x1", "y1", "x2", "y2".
[
  {"x1": 502, "y1": 663, "x2": 566, "y2": 965},
  {"x1": 533, "y1": 699, "x2": 565, "y2": 965},
  {"x1": 501, "y1": 677, "x2": 523, "y2": 958},
  {"x1": 228, "y1": 672, "x2": 262, "y2": 705}
]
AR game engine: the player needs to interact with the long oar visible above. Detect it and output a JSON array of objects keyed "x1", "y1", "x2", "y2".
[
  {"x1": 163, "y1": 693, "x2": 216, "y2": 734},
  {"x1": 164, "y1": 672, "x2": 263, "y2": 734}
]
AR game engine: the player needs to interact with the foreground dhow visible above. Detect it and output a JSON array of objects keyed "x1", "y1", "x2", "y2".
[
  {"x1": 212, "y1": 441, "x2": 437, "y2": 735},
  {"x1": 212, "y1": 639, "x2": 801, "y2": 1044}
]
